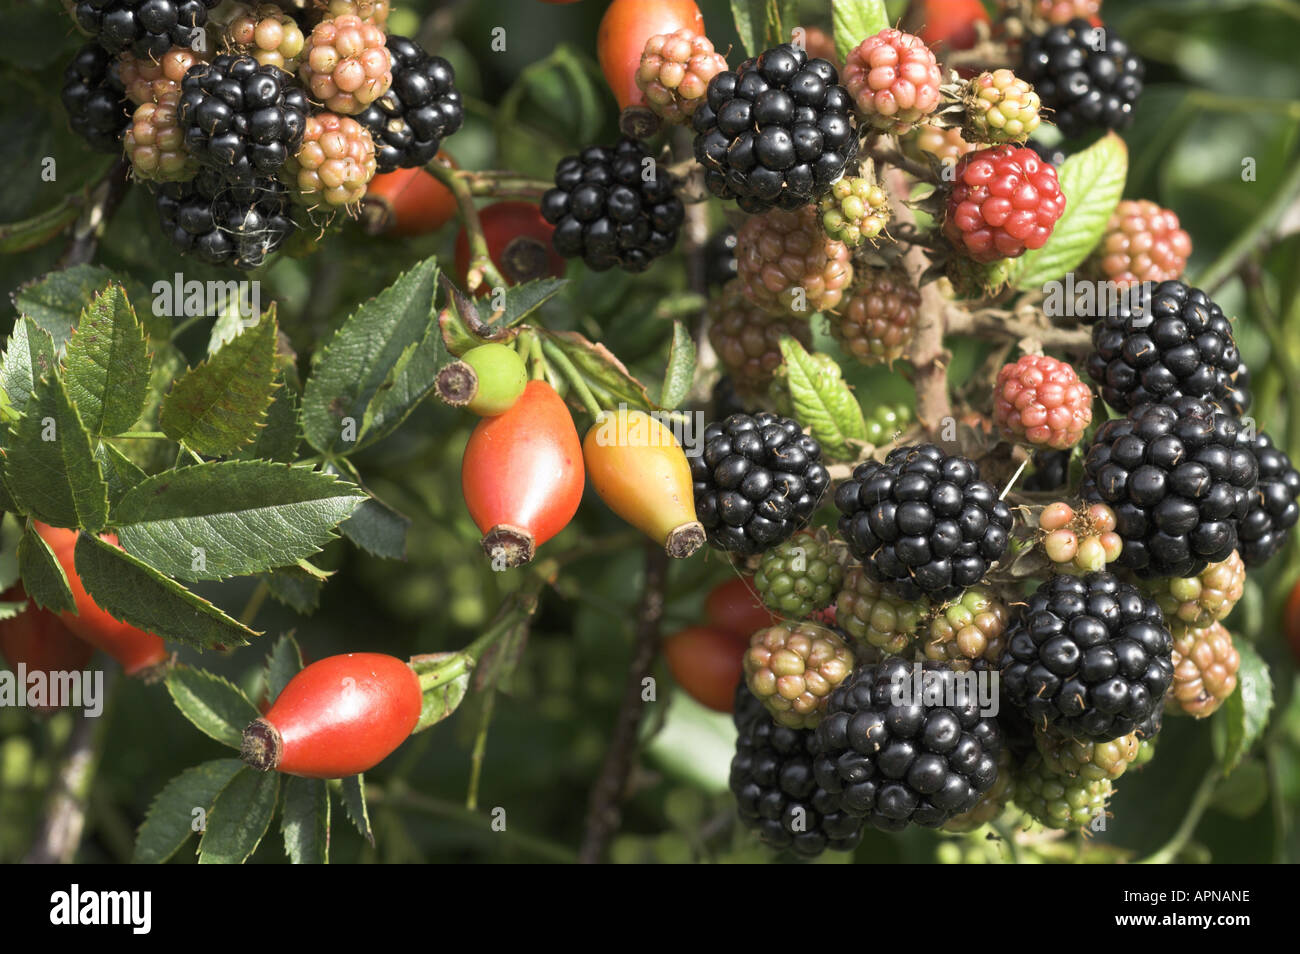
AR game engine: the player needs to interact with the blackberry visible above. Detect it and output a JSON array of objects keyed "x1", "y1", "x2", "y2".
[
  {"x1": 835, "y1": 564, "x2": 929, "y2": 657},
  {"x1": 1237, "y1": 431, "x2": 1300, "y2": 567},
  {"x1": 1082, "y1": 397, "x2": 1258, "y2": 578},
  {"x1": 541, "y1": 140, "x2": 684, "y2": 273},
  {"x1": 710, "y1": 376, "x2": 754, "y2": 420},
  {"x1": 155, "y1": 168, "x2": 295, "y2": 269},
  {"x1": 177, "y1": 54, "x2": 308, "y2": 182},
  {"x1": 1000, "y1": 572, "x2": 1174, "y2": 741},
  {"x1": 74, "y1": 0, "x2": 221, "y2": 59},
  {"x1": 1024, "y1": 448, "x2": 1072, "y2": 491},
  {"x1": 690, "y1": 412, "x2": 830, "y2": 556},
  {"x1": 942, "y1": 747, "x2": 1015, "y2": 832},
  {"x1": 61, "y1": 43, "x2": 132, "y2": 153},
  {"x1": 1033, "y1": 726, "x2": 1141, "y2": 781},
  {"x1": 813, "y1": 659, "x2": 1004, "y2": 831},
  {"x1": 1026, "y1": 139, "x2": 1067, "y2": 167},
  {"x1": 1020, "y1": 19, "x2": 1144, "y2": 139},
  {"x1": 703, "y1": 227, "x2": 738, "y2": 290},
  {"x1": 356, "y1": 35, "x2": 463, "y2": 173},
  {"x1": 692, "y1": 42, "x2": 858, "y2": 213},
  {"x1": 742, "y1": 620, "x2": 853, "y2": 728},
  {"x1": 1087, "y1": 280, "x2": 1242, "y2": 413},
  {"x1": 921, "y1": 586, "x2": 1009, "y2": 671},
  {"x1": 730, "y1": 693, "x2": 864, "y2": 857},
  {"x1": 1223, "y1": 361, "x2": 1252, "y2": 417},
  {"x1": 1014, "y1": 751, "x2": 1111, "y2": 829},
  {"x1": 835, "y1": 444, "x2": 1014, "y2": 602},
  {"x1": 753, "y1": 530, "x2": 844, "y2": 620}
]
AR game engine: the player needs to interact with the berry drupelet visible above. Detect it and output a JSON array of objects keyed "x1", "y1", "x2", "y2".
[
  {"x1": 61, "y1": 43, "x2": 132, "y2": 153},
  {"x1": 1020, "y1": 18, "x2": 1144, "y2": 139},
  {"x1": 75, "y1": 0, "x2": 221, "y2": 59},
  {"x1": 357, "y1": 35, "x2": 463, "y2": 173}
]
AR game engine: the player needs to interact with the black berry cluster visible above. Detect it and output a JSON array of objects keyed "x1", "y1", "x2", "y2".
[
  {"x1": 1082, "y1": 397, "x2": 1258, "y2": 578},
  {"x1": 357, "y1": 35, "x2": 463, "y2": 174},
  {"x1": 1237, "y1": 431, "x2": 1300, "y2": 567},
  {"x1": 74, "y1": 0, "x2": 220, "y2": 59},
  {"x1": 835, "y1": 444, "x2": 1013, "y2": 602},
  {"x1": 1027, "y1": 139, "x2": 1068, "y2": 168},
  {"x1": 691, "y1": 412, "x2": 830, "y2": 556},
  {"x1": 154, "y1": 168, "x2": 294, "y2": 270},
  {"x1": 1001, "y1": 573, "x2": 1174, "y2": 742},
  {"x1": 541, "y1": 140, "x2": 684, "y2": 273},
  {"x1": 693, "y1": 42, "x2": 858, "y2": 213},
  {"x1": 1020, "y1": 18, "x2": 1144, "y2": 139},
  {"x1": 61, "y1": 43, "x2": 131, "y2": 153}
]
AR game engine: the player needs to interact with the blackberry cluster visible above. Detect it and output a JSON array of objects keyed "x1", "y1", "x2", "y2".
[
  {"x1": 74, "y1": 0, "x2": 221, "y2": 59},
  {"x1": 1020, "y1": 19, "x2": 1144, "y2": 139},
  {"x1": 1082, "y1": 397, "x2": 1258, "y2": 578},
  {"x1": 1024, "y1": 448, "x2": 1072, "y2": 492},
  {"x1": 730, "y1": 687, "x2": 864, "y2": 856},
  {"x1": 357, "y1": 35, "x2": 463, "y2": 173},
  {"x1": 1087, "y1": 280, "x2": 1243, "y2": 414},
  {"x1": 1001, "y1": 573, "x2": 1175, "y2": 741},
  {"x1": 693, "y1": 42, "x2": 858, "y2": 213},
  {"x1": 1237, "y1": 432, "x2": 1300, "y2": 567},
  {"x1": 61, "y1": 43, "x2": 132, "y2": 153},
  {"x1": 835, "y1": 444, "x2": 1014, "y2": 601},
  {"x1": 1027, "y1": 139, "x2": 1068, "y2": 167},
  {"x1": 703, "y1": 227, "x2": 738, "y2": 289},
  {"x1": 155, "y1": 168, "x2": 294, "y2": 269},
  {"x1": 541, "y1": 140, "x2": 684, "y2": 273},
  {"x1": 813, "y1": 659, "x2": 1004, "y2": 831},
  {"x1": 177, "y1": 54, "x2": 309, "y2": 182},
  {"x1": 691, "y1": 413, "x2": 830, "y2": 556}
]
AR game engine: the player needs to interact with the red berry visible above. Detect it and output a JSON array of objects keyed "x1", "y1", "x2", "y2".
[
  {"x1": 634, "y1": 28, "x2": 727, "y2": 124},
  {"x1": 912, "y1": 0, "x2": 990, "y2": 52},
  {"x1": 994, "y1": 353, "x2": 1092, "y2": 449},
  {"x1": 1286, "y1": 578, "x2": 1300, "y2": 666},
  {"x1": 361, "y1": 165, "x2": 457, "y2": 237},
  {"x1": 597, "y1": 0, "x2": 704, "y2": 112},
  {"x1": 0, "y1": 586, "x2": 95, "y2": 712},
  {"x1": 1091, "y1": 198, "x2": 1192, "y2": 288},
  {"x1": 704, "y1": 576, "x2": 777, "y2": 639},
  {"x1": 454, "y1": 201, "x2": 566, "y2": 295},
  {"x1": 944, "y1": 144, "x2": 1066, "y2": 262},
  {"x1": 461, "y1": 380, "x2": 585, "y2": 567},
  {"x1": 242, "y1": 652, "x2": 422, "y2": 778},
  {"x1": 662, "y1": 625, "x2": 747, "y2": 712},
  {"x1": 843, "y1": 28, "x2": 944, "y2": 133}
]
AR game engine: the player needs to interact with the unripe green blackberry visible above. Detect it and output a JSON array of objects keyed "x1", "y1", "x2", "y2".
[
  {"x1": 222, "y1": 2, "x2": 307, "y2": 74},
  {"x1": 920, "y1": 586, "x2": 1009, "y2": 670},
  {"x1": 942, "y1": 747, "x2": 1014, "y2": 833},
  {"x1": 1033, "y1": 727, "x2": 1141, "y2": 782},
  {"x1": 963, "y1": 69, "x2": 1042, "y2": 144},
  {"x1": 754, "y1": 530, "x2": 844, "y2": 620},
  {"x1": 1133, "y1": 736, "x2": 1156, "y2": 769},
  {"x1": 1146, "y1": 551, "x2": 1245, "y2": 629},
  {"x1": 742, "y1": 621, "x2": 854, "y2": 728},
  {"x1": 863, "y1": 403, "x2": 912, "y2": 446},
  {"x1": 817, "y1": 176, "x2": 890, "y2": 247},
  {"x1": 1168, "y1": 621, "x2": 1239, "y2": 719},
  {"x1": 1014, "y1": 751, "x2": 1112, "y2": 829},
  {"x1": 835, "y1": 564, "x2": 928, "y2": 656}
]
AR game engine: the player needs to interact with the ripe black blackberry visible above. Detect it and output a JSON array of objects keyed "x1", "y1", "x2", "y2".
[
  {"x1": 835, "y1": 443, "x2": 1014, "y2": 602},
  {"x1": 1024, "y1": 448, "x2": 1072, "y2": 492},
  {"x1": 1237, "y1": 431, "x2": 1300, "y2": 567},
  {"x1": 704, "y1": 227, "x2": 738, "y2": 290},
  {"x1": 813, "y1": 659, "x2": 1004, "y2": 831},
  {"x1": 1026, "y1": 138, "x2": 1068, "y2": 168},
  {"x1": 1020, "y1": 18, "x2": 1144, "y2": 139},
  {"x1": 356, "y1": 35, "x2": 463, "y2": 174},
  {"x1": 74, "y1": 0, "x2": 221, "y2": 59},
  {"x1": 1222, "y1": 361, "x2": 1252, "y2": 417},
  {"x1": 693, "y1": 42, "x2": 858, "y2": 213},
  {"x1": 61, "y1": 43, "x2": 132, "y2": 153},
  {"x1": 1082, "y1": 397, "x2": 1258, "y2": 578},
  {"x1": 710, "y1": 376, "x2": 754, "y2": 420},
  {"x1": 691, "y1": 412, "x2": 830, "y2": 556},
  {"x1": 540, "y1": 140, "x2": 684, "y2": 273},
  {"x1": 177, "y1": 54, "x2": 308, "y2": 182},
  {"x1": 1087, "y1": 280, "x2": 1243, "y2": 414},
  {"x1": 1001, "y1": 572, "x2": 1174, "y2": 742},
  {"x1": 730, "y1": 689, "x2": 864, "y2": 857},
  {"x1": 155, "y1": 168, "x2": 295, "y2": 269}
]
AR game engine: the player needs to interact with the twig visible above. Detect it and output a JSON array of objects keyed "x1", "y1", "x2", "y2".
[
  {"x1": 457, "y1": 169, "x2": 554, "y2": 199},
  {"x1": 578, "y1": 543, "x2": 670, "y2": 864},
  {"x1": 944, "y1": 303, "x2": 1093, "y2": 350},
  {"x1": 57, "y1": 159, "x2": 131, "y2": 268},
  {"x1": 871, "y1": 147, "x2": 939, "y2": 184},
  {"x1": 425, "y1": 156, "x2": 509, "y2": 293}
]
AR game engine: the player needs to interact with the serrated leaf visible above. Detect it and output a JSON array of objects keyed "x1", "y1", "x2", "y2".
[
  {"x1": 281, "y1": 776, "x2": 329, "y2": 864},
  {"x1": 63, "y1": 284, "x2": 151, "y2": 437},
  {"x1": 731, "y1": 0, "x2": 763, "y2": 57},
  {"x1": 1010, "y1": 132, "x2": 1128, "y2": 291},
  {"x1": 235, "y1": 373, "x2": 300, "y2": 463},
  {"x1": 357, "y1": 322, "x2": 447, "y2": 450},
  {"x1": 540, "y1": 328, "x2": 654, "y2": 411},
  {"x1": 16, "y1": 525, "x2": 74, "y2": 614},
  {"x1": 74, "y1": 531, "x2": 258, "y2": 650},
  {"x1": 264, "y1": 565, "x2": 324, "y2": 615},
  {"x1": 660, "y1": 321, "x2": 696, "y2": 410},
  {"x1": 339, "y1": 774, "x2": 372, "y2": 845},
  {"x1": 460, "y1": 277, "x2": 569, "y2": 339},
  {"x1": 1214, "y1": 640, "x2": 1273, "y2": 776},
  {"x1": 339, "y1": 495, "x2": 409, "y2": 560},
  {"x1": 159, "y1": 308, "x2": 279, "y2": 457},
  {"x1": 411, "y1": 655, "x2": 471, "y2": 733},
  {"x1": 114, "y1": 461, "x2": 365, "y2": 582},
  {"x1": 264, "y1": 633, "x2": 304, "y2": 702},
  {"x1": 833, "y1": 0, "x2": 889, "y2": 65},
  {"x1": 3, "y1": 370, "x2": 109, "y2": 530},
  {"x1": 778, "y1": 337, "x2": 867, "y2": 460},
  {"x1": 165, "y1": 666, "x2": 260, "y2": 749},
  {"x1": 12, "y1": 265, "x2": 124, "y2": 349},
  {"x1": 133, "y1": 759, "x2": 245, "y2": 864},
  {"x1": 95, "y1": 441, "x2": 147, "y2": 508},
  {"x1": 1, "y1": 317, "x2": 57, "y2": 417},
  {"x1": 301, "y1": 258, "x2": 439, "y2": 455},
  {"x1": 197, "y1": 767, "x2": 279, "y2": 864}
]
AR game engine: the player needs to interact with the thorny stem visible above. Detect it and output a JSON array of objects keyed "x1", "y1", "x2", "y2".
[
  {"x1": 425, "y1": 157, "x2": 509, "y2": 293},
  {"x1": 870, "y1": 147, "x2": 939, "y2": 184},
  {"x1": 456, "y1": 169, "x2": 553, "y2": 199},
  {"x1": 1137, "y1": 768, "x2": 1219, "y2": 864}
]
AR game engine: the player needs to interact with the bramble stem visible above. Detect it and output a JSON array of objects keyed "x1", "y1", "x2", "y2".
[
  {"x1": 425, "y1": 156, "x2": 509, "y2": 293},
  {"x1": 540, "y1": 336, "x2": 604, "y2": 420}
]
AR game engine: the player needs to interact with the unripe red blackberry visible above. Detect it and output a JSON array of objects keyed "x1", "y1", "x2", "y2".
[
  {"x1": 743, "y1": 621, "x2": 854, "y2": 728},
  {"x1": 921, "y1": 586, "x2": 1009, "y2": 670},
  {"x1": 1023, "y1": 0, "x2": 1102, "y2": 26},
  {"x1": 1168, "y1": 621, "x2": 1239, "y2": 718},
  {"x1": 944, "y1": 144, "x2": 1066, "y2": 262},
  {"x1": 319, "y1": 0, "x2": 390, "y2": 25},
  {"x1": 1146, "y1": 550, "x2": 1245, "y2": 629},
  {"x1": 993, "y1": 353, "x2": 1092, "y2": 450},
  {"x1": 299, "y1": 13, "x2": 392, "y2": 115},
  {"x1": 817, "y1": 176, "x2": 890, "y2": 246},
  {"x1": 963, "y1": 69, "x2": 1042, "y2": 144},
  {"x1": 842, "y1": 28, "x2": 943, "y2": 133},
  {"x1": 907, "y1": 123, "x2": 976, "y2": 166},
  {"x1": 1088, "y1": 199, "x2": 1192, "y2": 287},
  {"x1": 62, "y1": 43, "x2": 132, "y2": 154},
  {"x1": 118, "y1": 47, "x2": 205, "y2": 106},
  {"x1": 222, "y1": 2, "x2": 307, "y2": 74},
  {"x1": 635, "y1": 28, "x2": 728, "y2": 124},
  {"x1": 1033, "y1": 727, "x2": 1141, "y2": 782},
  {"x1": 1014, "y1": 751, "x2": 1111, "y2": 829},
  {"x1": 835, "y1": 564, "x2": 929, "y2": 656},
  {"x1": 287, "y1": 112, "x2": 377, "y2": 207},
  {"x1": 830, "y1": 267, "x2": 919, "y2": 367},
  {"x1": 707, "y1": 280, "x2": 812, "y2": 394},
  {"x1": 1038, "y1": 501, "x2": 1123, "y2": 574},
  {"x1": 124, "y1": 93, "x2": 197, "y2": 182},
  {"x1": 736, "y1": 204, "x2": 853, "y2": 315}
]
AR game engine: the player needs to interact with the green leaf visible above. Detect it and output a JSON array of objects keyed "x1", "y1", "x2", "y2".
[
  {"x1": 540, "y1": 328, "x2": 654, "y2": 411},
  {"x1": 114, "y1": 461, "x2": 365, "y2": 582},
  {"x1": 1209, "y1": 758, "x2": 1268, "y2": 818},
  {"x1": 264, "y1": 633, "x2": 304, "y2": 702},
  {"x1": 16, "y1": 525, "x2": 74, "y2": 614},
  {"x1": 73, "y1": 531, "x2": 258, "y2": 651},
  {"x1": 1009, "y1": 132, "x2": 1128, "y2": 291},
  {"x1": 659, "y1": 321, "x2": 696, "y2": 410},
  {"x1": 3, "y1": 370, "x2": 109, "y2": 531},
  {"x1": 165, "y1": 666, "x2": 260, "y2": 749},
  {"x1": 832, "y1": 0, "x2": 889, "y2": 65},
  {"x1": 281, "y1": 776, "x2": 330, "y2": 864},
  {"x1": 1, "y1": 317, "x2": 58, "y2": 417},
  {"x1": 492, "y1": 278, "x2": 568, "y2": 330},
  {"x1": 235, "y1": 373, "x2": 300, "y2": 463},
  {"x1": 63, "y1": 284, "x2": 151, "y2": 437},
  {"x1": 264, "y1": 565, "x2": 325, "y2": 615},
  {"x1": 339, "y1": 495, "x2": 409, "y2": 560},
  {"x1": 357, "y1": 321, "x2": 446, "y2": 450},
  {"x1": 133, "y1": 759, "x2": 245, "y2": 864},
  {"x1": 411, "y1": 652, "x2": 472, "y2": 733},
  {"x1": 13, "y1": 265, "x2": 123, "y2": 349},
  {"x1": 159, "y1": 307, "x2": 279, "y2": 457},
  {"x1": 198, "y1": 767, "x2": 279, "y2": 864},
  {"x1": 95, "y1": 441, "x2": 147, "y2": 508},
  {"x1": 778, "y1": 337, "x2": 867, "y2": 460},
  {"x1": 731, "y1": 0, "x2": 763, "y2": 58},
  {"x1": 338, "y1": 774, "x2": 372, "y2": 845},
  {"x1": 301, "y1": 257, "x2": 439, "y2": 455},
  {"x1": 1213, "y1": 640, "x2": 1273, "y2": 775}
]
